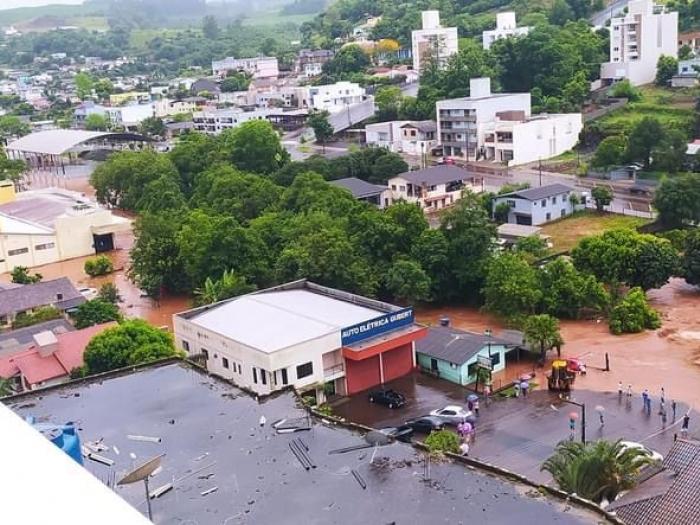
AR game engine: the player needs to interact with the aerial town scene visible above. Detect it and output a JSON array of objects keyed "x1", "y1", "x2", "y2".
[{"x1": 1, "y1": 0, "x2": 699, "y2": 523}]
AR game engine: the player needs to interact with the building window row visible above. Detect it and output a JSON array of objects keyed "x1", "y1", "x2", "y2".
[
  {"x1": 7, "y1": 247, "x2": 29, "y2": 256},
  {"x1": 296, "y1": 361, "x2": 313, "y2": 379},
  {"x1": 35, "y1": 242, "x2": 55, "y2": 251}
]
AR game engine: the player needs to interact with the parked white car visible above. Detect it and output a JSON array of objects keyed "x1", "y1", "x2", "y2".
[
  {"x1": 429, "y1": 405, "x2": 472, "y2": 425},
  {"x1": 78, "y1": 287, "x2": 98, "y2": 300}
]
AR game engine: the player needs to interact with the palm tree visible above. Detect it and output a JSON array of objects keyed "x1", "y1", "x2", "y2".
[
  {"x1": 0, "y1": 378, "x2": 14, "y2": 397},
  {"x1": 194, "y1": 270, "x2": 255, "y2": 306},
  {"x1": 542, "y1": 439, "x2": 655, "y2": 503},
  {"x1": 523, "y1": 314, "x2": 563, "y2": 364}
]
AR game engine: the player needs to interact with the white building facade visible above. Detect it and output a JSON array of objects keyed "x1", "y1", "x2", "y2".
[
  {"x1": 212, "y1": 56, "x2": 279, "y2": 79},
  {"x1": 386, "y1": 165, "x2": 482, "y2": 212},
  {"x1": 308, "y1": 81, "x2": 366, "y2": 111},
  {"x1": 411, "y1": 11, "x2": 459, "y2": 72},
  {"x1": 600, "y1": 0, "x2": 678, "y2": 86},
  {"x1": 192, "y1": 108, "x2": 274, "y2": 134},
  {"x1": 493, "y1": 184, "x2": 576, "y2": 225},
  {"x1": 365, "y1": 120, "x2": 437, "y2": 156},
  {"x1": 482, "y1": 12, "x2": 531, "y2": 50}
]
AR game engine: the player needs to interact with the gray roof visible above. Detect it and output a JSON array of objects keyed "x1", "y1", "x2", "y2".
[
  {"x1": 395, "y1": 165, "x2": 473, "y2": 186},
  {"x1": 329, "y1": 177, "x2": 387, "y2": 199},
  {"x1": 607, "y1": 439, "x2": 700, "y2": 525},
  {"x1": 0, "y1": 278, "x2": 85, "y2": 317},
  {"x1": 401, "y1": 120, "x2": 437, "y2": 133},
  {"x1": 6, "y1": 130, "x2": 149, "y2": 156},
  {"x1": 0, "y1": 319, "x2": 74, "y2": 356},
  {"x1": 498, "y1": 183, "x2": 574, "y2": 201},
  {"x1": 416, "y1": 326, "x2": 515, "y2": 365}
]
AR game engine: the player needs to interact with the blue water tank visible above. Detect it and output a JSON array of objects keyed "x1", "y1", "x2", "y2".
[{"x1": 27, "y1": 417, "x2": 84, "y2": 465}]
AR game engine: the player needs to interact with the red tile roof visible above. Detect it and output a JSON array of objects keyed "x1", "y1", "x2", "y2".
[{"x1": 0, "y1": 322, "x2": 116, "y2": 387}]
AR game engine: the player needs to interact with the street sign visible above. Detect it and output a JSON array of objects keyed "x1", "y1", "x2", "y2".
[{"x1": 477, "y1": 355, "x2": 492, "y2": 370}]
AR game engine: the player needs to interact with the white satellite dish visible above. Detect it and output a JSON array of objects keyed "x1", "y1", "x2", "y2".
[{"x1": 117, "y1": 454, "x2": 165, "y2": 521}]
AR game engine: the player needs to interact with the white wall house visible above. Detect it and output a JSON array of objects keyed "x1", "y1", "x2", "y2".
[
  {"x1": 212, "y1": 56, "x2": 279, "y2": 79},
  {"x1": 600, "y1": 0, "x2": 678, "y2": 86},
  {"x1": 386, "y1": 165, "x2": 482, "y2": 212},
  {"x1": 192, "y1": 107, "x2": 274, "y2": 134},
  {"x1": 482, "y1": 12, "x2": 531, "y2": 50},
  {"x1": 104, "y1": 103, "x2": 155, "y2": 130},
  {"x1": 308, "y1": 81, "x2": 366, "y2": 111},
  {"x1": 365, "y1": 120, "x2": 437, "y2": 156},
  {"x1": 153, "y1": 98, "x2": 198, "y2": 118},
  {"x1": 411, "y1": 10, "x2": 459, "y2": 72},
  {"x1": 436, "y1": 78, "x2": 581, "y2": 165},
  {"x1": 493, "y1": 183, "x2": 576, "y2": 226},
  {"x1": 671, "y1": 58, "x2": 700, "y2": 87}
]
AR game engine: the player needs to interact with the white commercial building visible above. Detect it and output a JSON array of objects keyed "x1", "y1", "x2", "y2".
[
  {"x1": 212, "y1": 56, "x2": 279, "y2": 80},
  {"x1": 436, "y1": 78, "x2": 582, "y2": 165},
  {"x1": 482, "y1": 12, "x2": 531, "y2": 50},
  {"x1": 308, "y1": 81, "x2": 366, "y2": 111},
  {"x1": 493, "y1": 184, "x2": 576, "y2": 225},
  {"x1": 153, "y1": 98, "x2": 198, "y2": 118},
  {"x1": 104, "y1": 103, "x2": 155, "y2": 130},
  {"x1": 192, "y1": 107, "x2": 274, "y2": 134},
  {"x1": 600, "y1": 0, "x2": 678, "y2": 86},
  {"x1": 386, "y1": 165, "x2": 483, "y2": 212},
  {"x1": 411, "y1": 10, "x2": 459, "y2": 72},
  {"x1": 174, "y1": 280, "x2": 426, "y2": 400}
]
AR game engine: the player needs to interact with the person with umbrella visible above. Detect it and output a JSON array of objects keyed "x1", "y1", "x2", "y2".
[
  {"x1": 467, "y1": 393, "x2": 479, "y2": 415},
  {"x1": 596, "y1": 405, "x2": 605, "y2": 427},
  {"x1": 569, "y1": 412, "x2": 578, "y2": 441}
]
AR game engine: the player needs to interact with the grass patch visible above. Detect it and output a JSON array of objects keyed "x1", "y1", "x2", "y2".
[
  {"x1": 240, "y1": 11, "x2": 315, "y2": 26},
  {"x1": 67, "y1": 16, "x2": 109, "y2": 31},
  {"x1": 540, "y1": 211, "x2": 650, "y2": 252}
]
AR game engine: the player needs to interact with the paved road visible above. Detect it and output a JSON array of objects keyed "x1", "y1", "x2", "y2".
[{"x1": 591, "y1": 0, "x2": 628, "y2": 26}]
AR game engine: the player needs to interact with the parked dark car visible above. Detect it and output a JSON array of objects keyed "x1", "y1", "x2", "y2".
[
  {"x1": 404, "y1": 416, "x2": 445, "y2": 434},
  {"x1": 368, "y1": 389, "x2": 406, "y2": 409}
]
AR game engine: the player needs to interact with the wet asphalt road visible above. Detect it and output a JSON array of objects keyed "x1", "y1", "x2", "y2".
[
  {"x1": 7, "y1": 363, "x2": 601, "y2": 524},
  {"x1": 331, "y1": 373, "x2": 691, "y2": 483}
]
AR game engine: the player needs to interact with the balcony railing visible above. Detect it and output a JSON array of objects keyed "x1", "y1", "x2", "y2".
[{"x1": 323, "y1": 363, "x2": 345, "y2": 378}]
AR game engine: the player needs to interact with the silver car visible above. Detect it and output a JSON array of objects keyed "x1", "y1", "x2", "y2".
[{"x1": 429, "y1": 405, "x2": 472, "y2": 426}]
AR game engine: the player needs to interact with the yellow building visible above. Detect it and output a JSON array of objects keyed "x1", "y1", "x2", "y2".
[
  {"x1": 0, "y1": 180, "x2": 15, "y2": 205},
  {"x1": 109, "y1": 91, "x2": 150, "y2": 106}
]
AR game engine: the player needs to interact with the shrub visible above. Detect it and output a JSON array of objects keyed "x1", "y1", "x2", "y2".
[
  {"x1": 609, "y1": 288, "x2": 661, "y2": 335},
  {"x1": 10, "y1": 266, "x2": 42, "y2": 284},
  {"x1": 72, "y1": 299, "x2": 122, "y2": 329},
  {"x1": 84, "y1": 255, "x2": 113, "y2": 277},
  {"x1": 12, "y1": 306, "x2": 62, "y2": 329},
  {"x1": 610, "y1": 79, "x2": 641, "y2": 102},
  {"x1": 424, "y1": 430, "x2": 461, "y2": 455}
]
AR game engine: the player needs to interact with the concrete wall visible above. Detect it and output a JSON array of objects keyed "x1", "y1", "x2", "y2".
[
  {"x1": 417, "y1": 344, "x2": 508, "y2": 386},
  {"x1": 0, "y1": 233, "x2": 59, "y2": 273}
]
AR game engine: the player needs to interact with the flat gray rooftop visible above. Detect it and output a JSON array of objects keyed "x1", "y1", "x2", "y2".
[{"x1": 7, "y1": 362, "x2": 601, "y2": 524}]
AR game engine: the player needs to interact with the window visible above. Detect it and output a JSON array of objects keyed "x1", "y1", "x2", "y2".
[
  {"x1": 253, "y1": 367, "x2": 258, "y2": 384},
  {"x1": 202, "y1": 348, "x2": 209, "y2": 359},
  {"x1": 552, "y1": 196, "x2": 557, "y2": 204},
  {"x1": 561, "y1": 209, "x2": 567, "y2": 217},
  {"x1": 261, "y1": 369, "x2": 267, "y2": 385},
  {"x1": 281, "y1": 368, "x2": 288, "y2": 385},
  {"x1": 491, "y1": 353, "x2": 501, "y2": 367},
  {"x1": 35, "y1": 242, "x2": 55, "y2": 251},
  {"x1": 182, "y1": 340, "x2": 190, "y2": 352},
  {"x1": 296, "y1": 362, "x2": 313, "y2": 379},
  {"x1": 8, "y1": 247, "x2": 28, "y2": 256},
  {"x1": 222, "y1": 357, "x2": 229, "y2": 369},
  {"x1": 399, "y1": 185, "x2": 406, "y2": 192},
  {"x1": 540, "y1": 199, "x2": 546, "y2": 207},
  {"x1": 546, "y1": 212, "x2": 551, "y2": 221},
  {"x1": 467, "y1": 362, "x2": 478, "y2": 377},
  {"x1": 391, "y1": 185, "x2": 397, "y2": 191},
  {"x1": 506, "y1": 199, "x2": 516, "y2": 208}
]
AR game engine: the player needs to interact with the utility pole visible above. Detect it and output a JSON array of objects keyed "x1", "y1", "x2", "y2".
[
  {"x1": 560, "y1": 395, "x2": 586, "y2": 444},
  {"x1": 538, "y1": 158, "x2": 543, "y2": 187}
]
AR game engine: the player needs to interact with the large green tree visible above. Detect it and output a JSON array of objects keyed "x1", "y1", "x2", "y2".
[
  {"x1": 308, "y1": 110, "x2": 334, "y2": 150},
  {"x1": 220, "y1": 120, "x2": 289, "y2": 174},
  {"x1": 322, "y1": 44, "x2": 370, "y2": 77},
  {"x1": 384, "y1": 258, "x2": 432, "y2": 304},
  {"x1": 542, "y1": 440, "x2": 654, "y2": 503},
  {"x1": 655, "y1": 55, "x2": 678, "y2": 86},
  {"x1": 608, "y1": 287, "x2": 661, "y2": 335},
  {"x1": 523, "y1": 314, "x2": 562, "y2": 363},
  {"x1": 683, "y1": 229, "x2": 700, "y2": 286},
  {"x1": 483, "y1": 253, "x2": 541, "y2": 319},
  {"x1": 625, "y1": 117, "x2": 665, "y2": 170},
  {"x1": 653, "y1": 173, "x2": 700, "y2": 227},
  {"x1": 82, "y1": 319, "x2": 178, "y2": 375},
  {"x1": 539, "y1": 258, "x2": 609, "y2": 318},
  {"x1": 72, "y1": 299, "x2": 122, "y2": 329},
  {"x1": 194, "y1": 269, "x2": 256, "y2": 306}
]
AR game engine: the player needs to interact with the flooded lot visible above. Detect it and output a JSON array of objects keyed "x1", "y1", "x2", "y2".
[{"x1": 6, "y1": 362, "x2": 603, "y2": 525}]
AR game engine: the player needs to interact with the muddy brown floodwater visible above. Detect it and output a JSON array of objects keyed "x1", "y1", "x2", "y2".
[
  {"x1": 0, "y1": 229, "x2": 190, "y2": 329},
  {"x1": 418, "y1": 278, "x2": 700, "y2": 411}
]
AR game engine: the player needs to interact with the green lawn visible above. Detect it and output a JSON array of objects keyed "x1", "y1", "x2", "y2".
[{"x1": 540, "y1": 211, "x2": 651, "y2": 252}]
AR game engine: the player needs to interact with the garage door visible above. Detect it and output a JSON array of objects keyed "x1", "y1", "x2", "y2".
[
  {"x1": 345, "y1": 355, "x2": 381, "y2": 395},
  {"x1": 382, "y1": 343, "x2": 414, "y2": 382}
]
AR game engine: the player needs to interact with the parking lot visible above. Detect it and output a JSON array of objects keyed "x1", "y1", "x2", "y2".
[{"x1": 330, "y1": 372, "x2": 690, "y2": 482}]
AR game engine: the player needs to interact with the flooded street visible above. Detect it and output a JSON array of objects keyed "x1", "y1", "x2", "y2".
[
  {"x1": 418, "y1": 278, "x2": 700, "y2": 410},
  {"x1": 0, "y1": 228, "x2": 190, "y2": 329}
]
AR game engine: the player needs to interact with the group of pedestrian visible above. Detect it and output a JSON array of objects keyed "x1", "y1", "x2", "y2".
[
  {"x1": 512, "y1": 380, "x2": 529, "y2": 398},
  {"x1": 457, "y1": 420, "x2": 475, "y2": 455},
  {"x1": 618, "y1": 381, "x2": 692, "y2": 434}
]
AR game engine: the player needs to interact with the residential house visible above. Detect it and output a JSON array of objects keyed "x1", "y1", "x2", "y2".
[
  {"x1": 482, "y1": 12, "x2": 531, "y2": 50},
  {"x1": 496, "y1": 223, "x2": 553, "y2": 249},
  {"x1": 365, "y1": 120, "x2": 410, "y2": 151},
  {"x1": 153, "y1": 98, "x2": 199, "y2": 118},
  {"x1": 0, "y1": 278, "x2": 85, "y2": 328},
  {"x1": 0, "y1": 323, "x2": 114, "y2": 392},
  {"x1": 308, "y1": 81, "x2": 366, "y2": 111},
  {"x1": 190, "y1": 78, "x2": 221, "y2": 96},
  {"x1": 173, "y1": 280, "x2": 427, "y2": 401},
  {"x1": 671, "y1": 58, "x2": 700, "y2": 87},
  {"x1": 108, "y1": 91, "x2": 150, "y2": 105},
  {"x1": 678, "y1": 30, "x2": 700, "y2": 52},
  {"x1": 386, "y1": 165, "x2": 482, "y2": 211},
  {"x1": 329, "y1": 177, "x2": 390, "y2": 208},
  {"x1": 437, "y1": 78, "x2": 582, "y2": 165},
  {"x1": 606, "y1": 438, "x2": 700, "y2": 524},
  {"x1": 416, "y1": 325, "x2": 516, "y2": 386},
  {"x1": 600, "y1": 0, "x2": 678, "y2": 86},
  {"x1": 192, "y1": 107, "x2": 274, "y2": 134},
  {"x1": 211, "y1": 56, "x2": 279, "y2": 80},
  {"x1": 492, "y1": 183, "x2": 576, "y2": 226},
  {"x1": 365, "y1": 120, "x2": 437, "y2": 156},
  {"x1": 411, "y1": 11, "x2": 458, "y2": 72},
  {"x1": 296, "y1": 49, "x2": 334, "y2": 77}
]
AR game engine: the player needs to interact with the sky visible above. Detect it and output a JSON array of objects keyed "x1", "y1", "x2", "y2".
[{"x1": 0, "y1": 0, "x2": 84, "y2": 10}]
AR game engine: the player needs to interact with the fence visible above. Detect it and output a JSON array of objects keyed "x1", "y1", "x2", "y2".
[
  {"x1": 584, "y1": 201, "x2": 656, "y2": 219},
  {"x1": 583, "y1": 97, "x2": 628, "y2": 122}
]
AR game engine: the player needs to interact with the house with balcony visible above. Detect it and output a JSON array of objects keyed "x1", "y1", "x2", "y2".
[
  {"x1": 365, "y1": 120, "x2": 437, "y2": 155},
  {"x1": 492, "y1": 183, "x2": 576, "y2": 226},
  {"x1": 173, "y1": 280, "x2": 427, "y2": 402},
  {"x1": 600, "y1": 0, "x2": 678, "y2": 86},
  {"x1": 386, "y1": 165, "x2": 482, "y2": 212}
]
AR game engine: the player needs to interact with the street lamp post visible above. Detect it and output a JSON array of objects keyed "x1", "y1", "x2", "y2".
[{"x1": 560, "y1": 395, "x2": 586, "y2": 444}]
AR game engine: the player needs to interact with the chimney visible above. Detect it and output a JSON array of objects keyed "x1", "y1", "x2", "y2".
[
  {"x1": 469, "y1": 78, "x2": 491, "y2": 98},
  {"x1": 33, "y1": 331, "x2": 59, "y2": 358}
]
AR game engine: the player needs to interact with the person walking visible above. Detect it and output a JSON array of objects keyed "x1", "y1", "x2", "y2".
[
  {"x1": 473, "y1": 399, "x2": 480, "y2": 417},
  {"x1": 513, "y1": 382, "x2": 520, "y2": 398},
  {"x1": 672, "y1": 400, "x2": 677, "y2": 422},
  {"x1": 618, "y1": 381, "x2": 623, "y2": 401},
  {"x1": 467, "y1": 399, "x2": 474, "y2": 412},
  {"x1": 659, "y1": 399, "x2": 665, "y2": 417},
  {"x1": 660, "y1": 386, "x2": 665, "y2": 405},
  {"x1": 662, "y1": 410, "x2": 668, "y2": 428},
  {"x1": 627, "y1": 384, "x2": 633, "y2": 398},
  {"x1": 642, "y1": 390, "x2": 649, "y2": 415},
  {"x1": 569, "y1": 417, "x2": 576, "y2": 441},
  {"x1": 520, "y1": 380, "x2": 529, "y2": 397},
  {"x1": 599, "y1": 411, "x2": 605, "y2": 427},
  {"x1": 483, "y1": 384, "x2": 491, "y2": 406},
  {"x1": 682, "y1": 413, "x2": 690, "y2": 438}
]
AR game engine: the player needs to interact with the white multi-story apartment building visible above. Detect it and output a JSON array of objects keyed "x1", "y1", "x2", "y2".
[
  {"x1": 436, "y1": 78, "x2": 582, "y2": 165},
  {"x1": 600, "y1": 0, "x2": 678, "y2": 86},
  {"x1": 211, "y1": 56, "x2": 279, "y2": 79},
  {"x1": 411, "y1": 10, "x2": 459, "y2": 72},
  {"x1": 482, "y1": 12, "x2": 531, "y2": 50},
  {"x1": 192, "y1": 107, "x2": 274, "y2": 134},
  {"x1": 307, "y1": 81, "x2": 366, "y2": 111},
  {"x1": 365, "y1": 120, "x2": 437, "y2": 156},
  {"x1": 492, "y1": 184, "x2": 576, "y2": 225}
]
